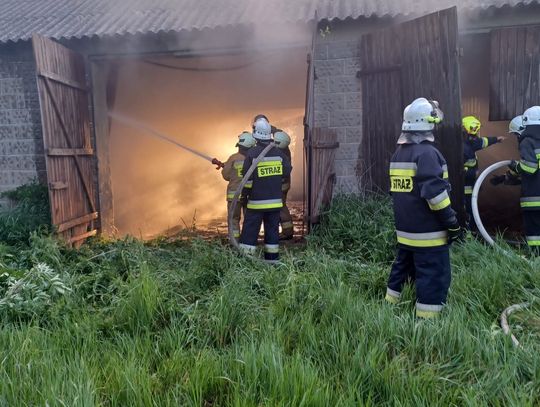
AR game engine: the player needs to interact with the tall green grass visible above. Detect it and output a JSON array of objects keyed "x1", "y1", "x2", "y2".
[{"x1": 0, "y1": 195, "x2": 539, "y2": 405}]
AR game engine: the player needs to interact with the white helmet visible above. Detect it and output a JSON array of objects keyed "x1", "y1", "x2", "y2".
[
  {"x1": 237, "y1": 131, "x2": 256, "y2": 148},
  {"x1": 253, "y1": 118, "x2": 272, "y2": 141},
  {"x1": 523, "y1": 106, "x2": 540, "y2": 126},
  {"x1": 274, "y1": 131, "x2": 291, "y2": 149},
  {"x1": 509, "y1": 116, "x2": 525, "y2": 135},
  {"x1": 402, "y1": 98, "x2": 444, "y2": 132}
]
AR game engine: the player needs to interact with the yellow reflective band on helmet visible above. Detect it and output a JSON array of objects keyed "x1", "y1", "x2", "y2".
[
  {"x1": 247, "y1": 199, "x2": 283, "y2": 210},
  {"x1": 519, "y1": 160, "x2": 539, "y2": 174},
  {"x1": 482, "y1": 137, "x2": 489, "y2": 148},
  {"x1": 396, "y1": 231, "x2": 448, "y2": 248},
  {"x1": 464, "y1": 186, "x2": 473, "y2": 195}
]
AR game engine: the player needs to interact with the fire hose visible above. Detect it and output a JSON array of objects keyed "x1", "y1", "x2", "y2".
[
  {"x1": 227, "y1": 142, "x2": 277, "y2": 250},
  {"x1": 472, "y1": 160, "x2": 531, "y2": 346}
]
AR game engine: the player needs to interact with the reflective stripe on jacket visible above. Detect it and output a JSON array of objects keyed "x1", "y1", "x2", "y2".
[
  {"x1": 390, "y1": 135, "x2": 457, "y2": 250},
  {"x1": 243, "y1": 142, "x2": 292, "y2": 212},
  {"x1": 515, "y1": 126, "x2": 540, "y2": 210}
]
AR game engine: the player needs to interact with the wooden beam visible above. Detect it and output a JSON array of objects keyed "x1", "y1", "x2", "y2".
[
  {"x1": 47, "y1": 148, "x2": 94, "y2": 156},
  {"x1": 313, "y1": 142, "x2": 340, "y2": 149},
  {"x1": 37, "y1": 69, "x2": 88, "y2": 92},
  {"x1": 91, "y1": 61, "x2": 116, "y2": 237},
  {"x1": 69, "y1": 229, "x2": 97, "y2": 244},
  {"x1": 49, "y1": 181, "x2": 68, "y2": 191},
  {"x1": 57, "y1": 212, "x2": 99, "y2": 233}
]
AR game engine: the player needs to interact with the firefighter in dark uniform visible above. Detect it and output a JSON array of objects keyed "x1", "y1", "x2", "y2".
[
  {"x1": 239, "y1": 117, "x2": 292, "y2": 263},
  {"x1": 274, "y1": 131, "x2": 294, "y2": 240},
  {"x1": 221, "y1": 131, "x2": 256, "y2": 239},
  {"x1": 508, "y1": 106, "x2": 540, "y2": 252},
  {"x1": 462, "y1": 116, "x2": 503, "y2": 231},
  {"x1": 385, "y1": 98, "x2": 465, "y2": 319}
]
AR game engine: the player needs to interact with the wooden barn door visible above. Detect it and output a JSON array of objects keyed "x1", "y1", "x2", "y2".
[
  {"x1": 32, "y1": 35, "x2": 98, "y2": 246},
  {"x1": 305, "y1": 25, "x2": 340, "y2": 227},
  {"x1": 490, "y1": 25, "x2": 540, "y2": 121},
  {"x1": 359, "y1": 7, "x2": 464, "y2": 220}
]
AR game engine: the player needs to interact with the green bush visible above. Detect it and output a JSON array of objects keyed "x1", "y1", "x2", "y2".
[
  {"x1": 310, "y1": 194, "x2": 395, "y2": 263},
  {"x1": 0, "y1": 183, "x2": 51, "y2": 245}
]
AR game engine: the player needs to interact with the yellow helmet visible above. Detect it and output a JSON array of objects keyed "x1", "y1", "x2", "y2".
[{"x1": 462, "y1": 116, "x2": 481, "y2": 136}]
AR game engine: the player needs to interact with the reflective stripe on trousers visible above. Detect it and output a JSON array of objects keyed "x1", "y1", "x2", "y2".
[
  {"x1": 520, "y1": 197, "x2": 540, "y2": 208},
  {"x1": 464, "y1": 186, "x2": 473, "y2": 195},
  {"x1": 396, "y1": 230, "x2": 448, "y2": 248},
  {"x1": 247, "y1": 199, "x2": 283, "y2": 210},
  {"x1": 416, "y1": 302, "x2": 443, "y2": 319}
]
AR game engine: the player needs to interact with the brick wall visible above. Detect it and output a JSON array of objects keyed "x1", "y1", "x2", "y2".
[
  {"x1": 313, "y1": 36, "x2": 362, "y2": 194},
  {"x1": 0, "y1": 41, "x2": 44, "y2": 208}
]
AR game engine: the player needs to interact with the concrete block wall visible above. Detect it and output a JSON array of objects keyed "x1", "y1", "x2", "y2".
[
  {"x1": 313, "y1": 37, "x2": 362, "y2": 194},
  {"x1": 0, "y1": 41, "x2": 44, "y2": 208}
]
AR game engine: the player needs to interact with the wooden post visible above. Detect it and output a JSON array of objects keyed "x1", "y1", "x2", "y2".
[{"x1": 91, "y1": 61, "x2": 115, "y2": 237}]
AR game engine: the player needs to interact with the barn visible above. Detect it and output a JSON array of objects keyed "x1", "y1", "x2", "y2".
[{"x1": 0, "y1": 0, "x2": 539, "y2": 244}]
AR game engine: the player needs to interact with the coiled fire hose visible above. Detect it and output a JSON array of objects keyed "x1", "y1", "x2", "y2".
[
  {"x1": 472, "y1": 160, "x2": 531, "y2": 347},
  {"x1": 227, "y1": 142, "x2": 276, "y2": 250},
  {"x1": 471, "y1": 160, "x2": 512, "y2": 246}
]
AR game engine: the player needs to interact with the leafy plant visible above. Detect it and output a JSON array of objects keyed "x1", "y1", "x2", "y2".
[
  {"x1": 0, "y1": 183, "x2": 51, "y2": 245},
  {"x1": 0, "y1": 263, "x2": 70, "y2": 321}
]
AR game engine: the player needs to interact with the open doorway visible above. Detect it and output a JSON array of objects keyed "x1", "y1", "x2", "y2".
[
  {"x1": 106, "y1": 48, "x2": 308, "y2": 238},
  {"x1": 460, "y1": 33, "x2": 522, "y2": 234}
]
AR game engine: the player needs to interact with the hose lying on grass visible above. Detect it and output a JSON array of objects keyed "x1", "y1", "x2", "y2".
[
  {"x1": 472, "y1": 161, "x2": 533, "y2": 347},
  {"x1": 228, "y1": 142, "x2": 276, "y2": 251},
  {"x1": 501, "y1": 303, "x2": 530, "y2": 348}
]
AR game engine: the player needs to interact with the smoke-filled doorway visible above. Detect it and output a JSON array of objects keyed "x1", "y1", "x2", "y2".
[
  {"x1": 460, "y1": 33, "x2": 522, "y2": 234},
  {"x1": 107, "y1": 48, "x2": 307, "y2": 239}
]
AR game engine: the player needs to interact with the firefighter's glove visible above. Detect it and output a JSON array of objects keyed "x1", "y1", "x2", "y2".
[
  {"x1": 508, "y1": 160, "x2": 519, "y2": 173},
  {"x1": 490, "y1": 175, "x2": 506, "y2": 186},
  {"x1": 448, "y1": 225, "x2": 465, "y2": 245}
]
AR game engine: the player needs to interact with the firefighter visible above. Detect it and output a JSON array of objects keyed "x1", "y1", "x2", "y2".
[
  {"x1": 385, "y1": 98, "x2": 465, "y2": 319},
  {"x1": 274, "y1": 131, "x2": 294, "y2": 240},
  {"x1": 508, "y1": 106, "x2": 540, "y2": 252},
  {"x1": 462, "y1": 116, "x2": 504, "y2": 231},
  {"x1": 239, "y1": 117, "x2": 292, "y2": 263},
  {"x1": 490, "y1": 116, "x2": 524, "y2": 187},
  {"x1": 221, "y1": 131, "x2": 256, "y2": 239}
]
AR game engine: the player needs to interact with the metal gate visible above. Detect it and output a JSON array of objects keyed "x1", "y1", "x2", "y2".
[
  {"x1": 32, "y1": 34, "x2": 98, "y2": 246},
  {"x1": 358, "y1": 7, "x2": 464, "y2": 220}
]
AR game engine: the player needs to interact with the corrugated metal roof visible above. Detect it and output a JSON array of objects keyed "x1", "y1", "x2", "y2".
[{"x1": 0, "y1": 0, "x2": 537, "y2": 43}]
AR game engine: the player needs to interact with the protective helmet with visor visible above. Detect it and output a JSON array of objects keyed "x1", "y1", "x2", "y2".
[
  {"x1": 274, "y1": 131, "x2": 291, "y2": 149},
  {"x1": 402, "y1": 98, "x2": 444, "y2": 132},
  {"x1": 237, "y1": 131, "x2": 256, "y2": 148},
  {"x1": 523, "y1": 106, "x2": 540, "y2": 126},
  {"x1": 509, "y1": 116, "x2": 525, "y2": 135},
  {"x1": 253, "y1": 118, "x2": 272, "y2": 141},
  {"x1": 462, "y1": 116, "x2": 482, "y2": 136}
]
